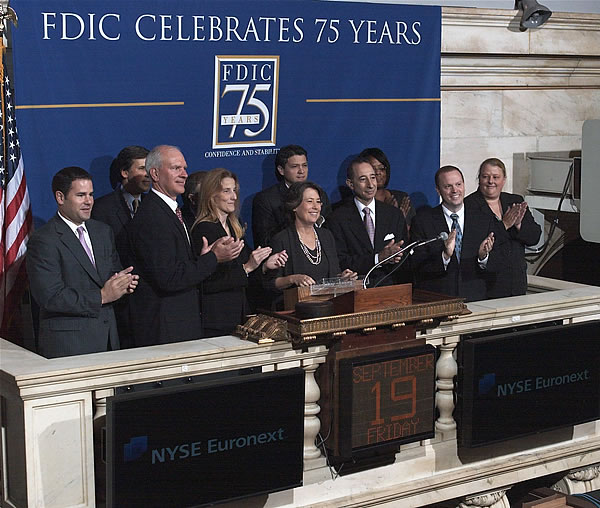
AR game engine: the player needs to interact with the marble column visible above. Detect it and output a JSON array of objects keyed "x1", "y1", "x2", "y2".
[
  {"x1": 302, "y1": 362, "x2": 322, "y2": 462},
  {"x1": 436, "y1": 340, "x2": 458, "y2": 439}
]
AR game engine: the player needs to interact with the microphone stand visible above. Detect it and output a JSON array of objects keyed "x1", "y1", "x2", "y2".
[
  {"x1": 364, "y1": 235, "x2": 447, "y2": 289},
  {"x1": 372, "y1": 244, "x2": 420, "y2": 288},
  {"x1": 363, "y1": 241, "x2": 419, "y2": 289}
]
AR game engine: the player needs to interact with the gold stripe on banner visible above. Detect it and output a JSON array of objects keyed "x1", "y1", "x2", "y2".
[
  {"x1": 16, "y1": 101, "x2": 185, "y2": 110},
  {"x1": 306, "y1": 98, "x2": 440, "y2": 103}
]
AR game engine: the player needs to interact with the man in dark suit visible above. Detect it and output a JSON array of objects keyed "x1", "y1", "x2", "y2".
[
  {"x1": 92, "y1": 145, "x2": 150, "y2": 262},
  {"x1": 92, "y1": 146, "x2": 149, "y2": 347},
  {"x1": 126, "y1": 145, "x2": 243, "y2": 347},
  {"x1": 26, "y1": 167, "x2": 138, "y2": 358},
  {"x1": 410, "y1": 166, "x2": 497, "y2": 302},
  {"x1": 326, "y1": 155, "x2": 408, "y2": 287},
  {"x1": 252, "y1": 144, "x2": 331, "y2": 248}
]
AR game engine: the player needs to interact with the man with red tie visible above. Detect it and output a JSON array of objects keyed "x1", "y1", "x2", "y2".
[{"x1": 126, "y1": 145, "x2": 243, "y2": 347}]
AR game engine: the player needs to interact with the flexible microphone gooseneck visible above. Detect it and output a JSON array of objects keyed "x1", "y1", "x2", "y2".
[{"x1": 363, "y1": 231, "x2": 449, "y2": 289}]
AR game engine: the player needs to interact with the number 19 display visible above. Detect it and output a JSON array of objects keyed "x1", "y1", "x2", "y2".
[{"x1": 348, "y1": 347, "x2": 436, "y2": 450}]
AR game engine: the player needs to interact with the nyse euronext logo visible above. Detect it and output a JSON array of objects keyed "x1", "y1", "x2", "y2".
[
  {"x1": 123, "y1": 428, "x2": 286, "y2": 464},
  {"x1": 123, "y1": 435, "x2": 148, "y2": 462},
  {"x1": 478, "y1": 369, "x2": 590, "y2": 397}
]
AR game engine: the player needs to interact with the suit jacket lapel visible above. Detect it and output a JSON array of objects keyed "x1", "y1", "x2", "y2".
[
  {"x1": 53, "y1": 215, "x2": 103, "y2": 286},
  {"x1": 374, "y1": 201, "x2": 390, "y2": 248},
  {"x1": 87, "y1": 220, "x2": 114, "y2": 283},
  {"x1": 116, "y1": 188, "x2": 132, "y2": 227},
  {"x1": 348, "y1": 201, "x2": 373, "y2": 251},
  {"x1": 433, "y1": 206, "x2": 449, "y2": 235},
  {"x1": 150, "y1": 192, "x2": 192, "y2": 254}
]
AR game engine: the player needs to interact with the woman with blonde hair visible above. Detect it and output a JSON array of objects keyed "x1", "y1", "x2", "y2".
[
  {"x1": 465, "y1": 157, "x2": 541, "y2": 297},
  {"x1": 191, "y1": 168, "x2": 286, "y2": 337}
]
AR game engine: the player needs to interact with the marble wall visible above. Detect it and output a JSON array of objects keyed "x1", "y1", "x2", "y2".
[{"x1": 440, "y1": 8, "x2": 600, "y2": 196}]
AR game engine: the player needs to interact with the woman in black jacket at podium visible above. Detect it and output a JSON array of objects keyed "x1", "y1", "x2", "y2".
[{"x1": 263, "y1": 181, "x2": 357, "y2": 309}]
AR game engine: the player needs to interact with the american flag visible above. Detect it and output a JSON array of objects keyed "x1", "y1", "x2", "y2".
[{"x1": 0, "y1": 48, "x2": 32, "y2": 340}]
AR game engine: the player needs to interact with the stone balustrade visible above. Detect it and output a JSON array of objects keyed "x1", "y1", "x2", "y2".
[{"x1": 2, "y1": 276, "x2": 600, "y2": 507}]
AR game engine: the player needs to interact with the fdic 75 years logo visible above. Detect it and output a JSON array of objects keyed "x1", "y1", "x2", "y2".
[{"x1": 212, "y1": 55, "x2": 279, "y2": 149}]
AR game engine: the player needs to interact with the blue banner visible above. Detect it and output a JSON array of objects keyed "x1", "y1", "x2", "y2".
[{"x1": 12, "y1": 0, "x2": 440, "y2": 238}]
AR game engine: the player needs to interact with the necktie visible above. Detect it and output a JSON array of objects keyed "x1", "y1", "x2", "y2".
[
  {"x1": 450, "y1": 213, "x2": 462, "y2": 262},
  {"x1": 132, "y1": 198, "x2": 140, "y2": 215},
  {"x1": 76, "y1": 225, "x2": 95, "y2": 267},
  {"x1": 363, "y1": 207, "x2": 374, "y2": 247},
  {"x1": 175, "y1": 207, "x2": 184, "y2": 226}
]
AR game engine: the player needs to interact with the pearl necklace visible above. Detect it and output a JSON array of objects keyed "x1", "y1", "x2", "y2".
[{"x1": 297, "y1": 228, "x2": 322, "y2": 265}]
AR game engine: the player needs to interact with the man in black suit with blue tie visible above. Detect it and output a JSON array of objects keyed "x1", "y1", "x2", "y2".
[
  {"x1": 126, "y1": 145, "x2": 243, "y2": 347},
  {"x1": 326, "y1": 155, "x2": 408, "y2": 287},
  {"x1": 27, "y1": 167, "x2": 138, "y2": 358},
  {"x1": 410, "y1": 165, "x2": 497, "y2": 301}
]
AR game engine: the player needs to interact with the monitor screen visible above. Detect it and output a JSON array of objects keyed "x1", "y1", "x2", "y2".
[
  {"x1": 106, "y1": 368, "x2": 305, "y2": 507},
  {"x1": 457, "y1": 321, "x2": 600, "y2": 447},
  {"x1": 337, "y1": 345, "x2": 437, "y2": 459}
]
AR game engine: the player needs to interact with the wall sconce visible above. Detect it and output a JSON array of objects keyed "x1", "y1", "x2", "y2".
[{"x1": 515, "y1": 0, "x2": 552, "y2": 30}]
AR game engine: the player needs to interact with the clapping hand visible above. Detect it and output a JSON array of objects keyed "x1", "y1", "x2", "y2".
[
  {"x1": 263, "y1": 249, "x2": 288, "y2": 272},
  {"x1": 503, "y1": 202, "x2": 528, "y2": 231},
  {"x1": 478, "y1": 232, "x2": 495, "y2": 260},
  {"x1": 101, "y1": 266, "x2": 138, "y2": 304},
  {"x1": 443, "y1": 229, "x2": 457, "y2": 260},
  {"x1": 210, "y1": 236, "x2": 244, "y2": 263},
  {"x1": 398, "y1": 195, "x2": 412, "y2": 219},
  {"x1": 379, "y1": 239, "x2": 404, "y2": 264},
  {"x1": 244, "y1": 246, "x2": 272, "y2": 273}
]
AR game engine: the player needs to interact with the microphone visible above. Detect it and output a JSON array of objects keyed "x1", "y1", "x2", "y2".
[
  {"x1": 362, "y1": 232, "x2": 448, "y2": 289},
  {"x1": 415, "y1": 231, "x2": 448, "y2": 247}
]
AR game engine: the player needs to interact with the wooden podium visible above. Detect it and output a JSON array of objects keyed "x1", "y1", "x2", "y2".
[
  {"x1": 236, "y1": 284, "x2": 468, "y2": 474},
  {"x1": 238, "y1": 284, "x2": 467, "y2": 348}
]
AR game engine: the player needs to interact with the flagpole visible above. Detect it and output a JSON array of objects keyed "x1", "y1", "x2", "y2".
[{"x1": 0, "y1": 0, "x2": 31, "y2": 343}]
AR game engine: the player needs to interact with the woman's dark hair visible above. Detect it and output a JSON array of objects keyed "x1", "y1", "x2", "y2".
[
  {"x1": 283, "y1": 181, "x2": 324, "y2": 224},
  {"x1": 359, "y1": 147, "x2": 391, "y2": 187}
]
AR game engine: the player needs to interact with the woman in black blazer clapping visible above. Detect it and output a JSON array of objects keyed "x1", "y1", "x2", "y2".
[
  {"x1": 191, "y1": 168, "x2": 285, "y2": 337},
  {"x1": 465, "y1": 158, "x2": 541, "y2": 298}
]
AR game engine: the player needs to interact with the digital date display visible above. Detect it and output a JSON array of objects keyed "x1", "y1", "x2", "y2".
[{"x1": 348, "y1": 348, "x2": 436, "y2": 449}]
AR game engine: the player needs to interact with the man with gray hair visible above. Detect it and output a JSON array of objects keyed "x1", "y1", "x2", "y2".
[{"x1": 126, "y1": 145, "x2": 243, "y2": 347}]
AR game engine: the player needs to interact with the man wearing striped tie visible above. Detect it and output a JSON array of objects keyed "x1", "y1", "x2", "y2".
[
  {"x1": 26, "y1": 167, "x2": 138, "y2": 357},
  {"x1": 326, "y1": 155, "x2": 408, "y2": 287},
  {"x1": 126, "y1": 145, "x2": 243, "y2": 347},
  {"x1": 410, "y1": 165, "x2": 497, "y2": 302}
]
